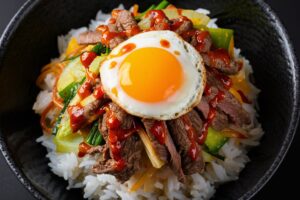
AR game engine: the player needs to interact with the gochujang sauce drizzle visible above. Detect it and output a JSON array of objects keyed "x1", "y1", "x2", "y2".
[
  {"x1": 181, "y1": 115, "x2": 199, "y2": 161},
  {"x1": 146, "y1": 10, "x2": 170, "y2": 30},
  {"x1": 198, "y1": 86, "x2": 225, "y2": 145},
  {"x1": 68, "y1": 104, "x2": 85, "y2": 132},
  {"x1": 106, "y1": 107, "x2": 139, "y2": 171},
  {"x1": 150, "y1": 121, "x2": 166, "y2": 145},
  {"x1": 78, "y1": 142, "x2": 92, "y2": 157}
]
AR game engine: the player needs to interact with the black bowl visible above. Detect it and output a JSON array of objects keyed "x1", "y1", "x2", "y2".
[{"x1": 0, "y1": 0, "x2": 299, "y2": 199}]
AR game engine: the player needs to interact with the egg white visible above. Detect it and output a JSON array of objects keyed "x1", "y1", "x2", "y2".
[{"x1": 100, "y1": 30, "x2": 206, "y2": 120}]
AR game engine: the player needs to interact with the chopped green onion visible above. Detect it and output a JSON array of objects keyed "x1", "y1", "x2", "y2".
[
  {"x1": 155, "y1": 0, "x2": 170, "y2": 10},
  {"x1": 92, "y1": 43, "x2": 111, "y2": 55},
  {"x1": 86, "y1": 121, "x2": 103, "y2": 146},
  {"x1": 135, "y1": 4, "x2": 155, "y2": 20},
  {"x1": 52, "y1": 78, "x2": 85, "y2": 135}
]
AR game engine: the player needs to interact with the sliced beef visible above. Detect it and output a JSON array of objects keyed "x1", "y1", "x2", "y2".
[
  {"x1": 167, "y1": 114, "x2": 204, "y2": 175},
  {"x1": 78, "y1": 23, "x2": 125, "y2": 49},
  {"x1": 142, "y1": 119, "x2": 168, "y2": 162},
  {"x1": 202, "y1": 49, "x2": 239, "y2": 75},
  {"x1": 77, "y1": 31, "x2": 102, "y2": 45},
  {"x1": 116, "y1": 10, "x2": 138, "y2": 33},
  {"x1": 170, "y1": 16, "x2": 193, "y2": 35},
  {"x1": 93, "y1": 103, "x2": 143, "y2": 182},
  {"x1": 191, "y1": 31, "x2": 212, "y2": 53},
  {"x1": 205, "y1": 72, "x2": 251, "y2": 126},
  {"x1": 196, "y1": 97, "x2": 229, "y2": 131},
  {"x1": 142, "y1": 119, "x2": 186, "y2": 182}
]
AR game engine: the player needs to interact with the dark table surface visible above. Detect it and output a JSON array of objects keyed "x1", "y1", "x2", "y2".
[{"x1": 0, "y1": 0, "x2": 299, "y2": 199}]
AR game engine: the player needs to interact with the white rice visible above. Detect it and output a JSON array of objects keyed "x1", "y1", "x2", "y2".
[{"x1": 34, "y1": 6, "x2": 264, "y2": 200}]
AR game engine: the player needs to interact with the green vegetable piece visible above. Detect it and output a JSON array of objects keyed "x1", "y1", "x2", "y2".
[
  {"x1": 88, "y1": 56, "x2": 106, "y2": 75},
  {"x1": 204, "y1": 127, "x2": 228, "y2": 155},
  {"x1": 155, "y1": 0, "x2": 170, "y2": 10},
  {"x1": 95, "y1": 132, "x2": 103, "y2": 146},
  {"x1": 208, "y1": 28, "x2": 234, "y2": 51},
  {"x1": 86, "y1": 122, "x2": 103, "y2": 146},
  {"x1": 52, "y1": 79, "x2": 84, "y2": 136},
  {"x1": 92, "y1": 43, "x2": 111, "y2": 55},
  {"x1": 54, "y1": 134, "x2": 83, "y2": 153},
  {"x1": 57, "y1": 57, "x2": 85, "y2": 93},
  {"x1": 135, "y1": 4, "x2": 156, "y2": 20},
  {"x1": 59, "y1": 82, "x2": 77, "y2": 102}
]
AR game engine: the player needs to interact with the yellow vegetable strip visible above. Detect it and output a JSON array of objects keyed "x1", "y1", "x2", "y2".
[{"x1": 137, "y1": 129, "x2": 165, "y2": 169}]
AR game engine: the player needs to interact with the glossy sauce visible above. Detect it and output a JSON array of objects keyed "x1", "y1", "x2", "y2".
[
  {"x1": 209, "y1": 68, "x2": 233, "y2": 90},
  {"x1": 170, "y1": 16, "x2": 190, "y2": 31},
  {"x1": 78, "y1": 142, "x2": 92, "y2": 157},
  {"x1": 106, "y1": 108, "x2": 139, "y2": 171},
  {"x1": 68, "y1": 104, "x2": 85, "y2": 132},
  {"x1": 93, "y1": 85, "x2": 105, "y2": 99},
  {"x1": 146, "y1": 10, "x2": 170, "y2": 30},
  {"x1": 195, "y1": 31, "x2": 210, "y2": 52},
  {"x1": 108, "y1": 43, "x2": 136, "y2": 59},
  {"x1": 160, "y1": 39, "x2": 170, "y2": 48},
  {"x1": 181, "y1": 115, "x2": 199, "y2": 161},
  {"x1": 78, "y1": 81, "x2": 93, "y2": 99},
  {"x1": 149, "y1": 121, "x2": 166, "y2": 145},
  {"x1": 97, "y1": 25, "x2": 127, "y2": 47},
  {"x1": 80, "y1": 52, "x2": 97, "y2": 68},
  {"x1": 198, "y1": 87, "x2": 225, "y2": 144},
  {"x1": 208, "y1": 49, "x2": 231, "y2": 68}
]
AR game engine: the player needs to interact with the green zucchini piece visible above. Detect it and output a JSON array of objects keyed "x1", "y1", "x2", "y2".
[
  {"x1": 208, "y1": 28, "x2": 234, "y2": 51},
  {"x1": 204, "y1": 127, "x2": 229, "y2": 155},
  {"x1": 57, "y1": 57, "x2": 85, "y2": 93}
]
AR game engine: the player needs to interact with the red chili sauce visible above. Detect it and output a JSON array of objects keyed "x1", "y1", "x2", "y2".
[
  {"x1": 160, "y1": 39, "x2": 170, "y2": 48},
  {"x1": 78, "y1": 142, "x2": 92, "y2": 157},
  {"x1": 105, "y1": 107, "x2": 139, "y2": 171},
  {"x1": 181, "y1": 115, "x2": 199, "y2": 161},
  {"x1": 198, "y1": 85, "x2": 225, "y2": 144},
  {"x1": 146, "y1": 10, "x2": 170, "y2": 30},
  {"x1": 150, "y1": 121, "x2": 166, "y2": 145}
]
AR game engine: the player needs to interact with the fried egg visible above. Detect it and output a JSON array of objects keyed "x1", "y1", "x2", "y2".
[{"x1": 100, "y1": 30, "x2": 206, "y2": 120}]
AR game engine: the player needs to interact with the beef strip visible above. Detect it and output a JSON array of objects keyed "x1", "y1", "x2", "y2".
[
  {"x1": 206, "y1": 72, "x2": 251, "y2": 126},
  {"x1": 196, "y1": 97, "x2": 229, "y2": 131},
  {"x1": 107, "y1": 24, "x2": 125, "y2": 49},
  {"x1": 167, "y1": 112, "x2": 204, "y2": 175},
  {"x1": 142, "y1": 119, "x2": 168, "y2": 162},
  {"x1": 142, "y1": 119, "x2": 186, "y2": 182},
  {"x1": 93, "y1": 103, "x2": 143, "y2": 182},
  {"x1": 202, "y1": 50, "x2": 239, "y2": 75},
  {"x1": 78, "y1": 23, "x2": 125, "y2": 49},
  {"x1": 116, "y1": 10, "x2": 138, "y2": 33},
  {"x1": 77, "y1": 31, "x2": 102, "y2": 45},
  {"x1": 170, "y1": 16, "x2": 193, "y2": 35},
  {"x1": 191, "y1": 31, "x2": 212, "y2": 53}
]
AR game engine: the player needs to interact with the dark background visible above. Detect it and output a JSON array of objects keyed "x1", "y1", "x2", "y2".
[{"x1": 0, "y1": 0, "x2": 299, "y2": 199}]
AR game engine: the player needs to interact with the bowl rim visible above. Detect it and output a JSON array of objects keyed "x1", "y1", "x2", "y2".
[{"x1": 0, "y1": 0, "x2": 299, "y2": 199}]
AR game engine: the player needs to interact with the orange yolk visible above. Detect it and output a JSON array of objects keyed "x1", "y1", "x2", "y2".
[{"x1": 119, "y1": 47, "x2": 183, "y2": 103}]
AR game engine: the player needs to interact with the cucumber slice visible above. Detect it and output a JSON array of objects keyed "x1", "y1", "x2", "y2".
[
  {"x1": 57, "y1": 57, "x2": 85, "y2": 93},
  {"x1": 204, "y1": 127, "x2": 228, "y2": 155},
  {"x1": 89, "y1": 56, "x2": 106, "y2": 75},
  {"x1": 54, "y1": 134, "x2": 83, "y2": 153}
]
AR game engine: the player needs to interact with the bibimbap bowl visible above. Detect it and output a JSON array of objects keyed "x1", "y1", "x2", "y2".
[{"x1": 0, "y1": 0, "x2": 299, "y2": 199}]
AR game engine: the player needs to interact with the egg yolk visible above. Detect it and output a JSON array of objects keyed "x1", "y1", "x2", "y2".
[{"x1": 119, "y1": 47, "x2": 183, "y2": 103}]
